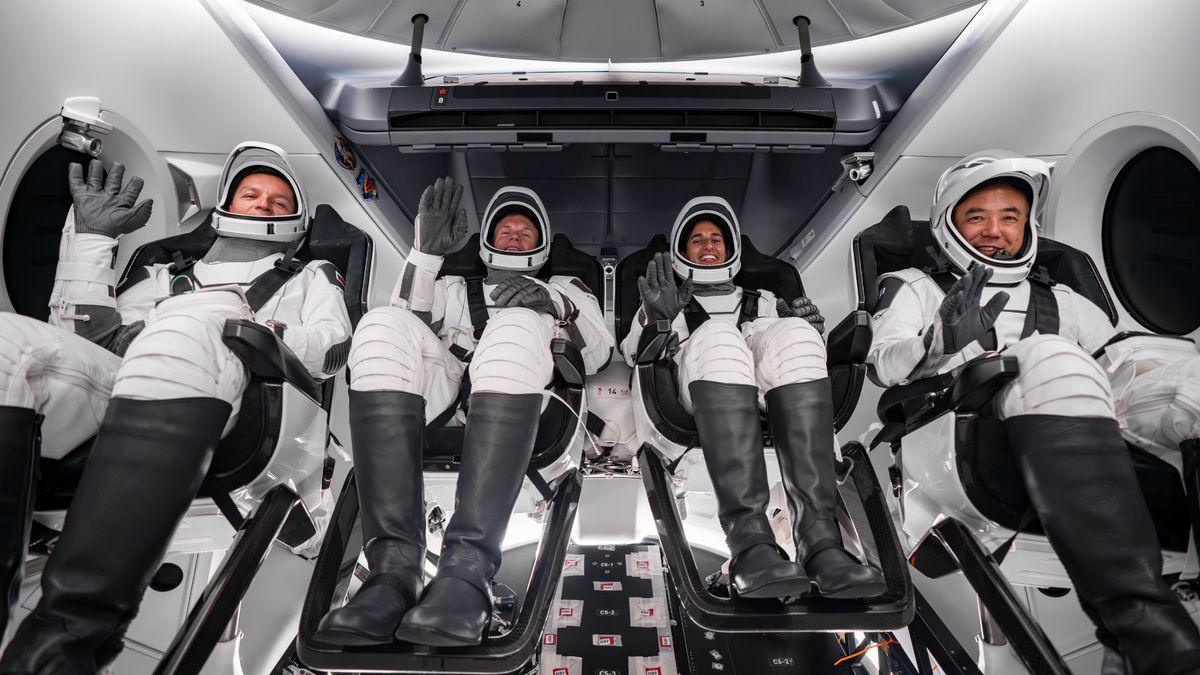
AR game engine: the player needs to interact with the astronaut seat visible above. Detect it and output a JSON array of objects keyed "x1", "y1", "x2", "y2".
[
  {"x1": 613, "y1": 233, "x2": 913, "y2": 633},
  {"x1": 13, "y1": 202, "x2": 371, "y2": 668},
  {"x1": 853, "y1": 205, "x2": 1193, "y2": 671},
  {"x1": 33, "y1": 203, "x2": 369, "y2": 542},
  {"x1": 295, "y1": 232, "x2": 600, "y2": 673}
]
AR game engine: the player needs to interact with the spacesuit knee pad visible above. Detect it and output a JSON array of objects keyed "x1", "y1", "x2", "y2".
[
  {"x1": 348, "y1": 307, "x2": 429, "y2": 394},
  {"x1": 680, "y1": 321, "x2": 755, "y2": 386},
  {"x1": 469, "y1": 307, "x2": 554, "y2": 394},
  {"x1": 113, "y1": 312, "x2": 245, "y2": 404},
  {"x1": 753, "y1": 317, "x2": 827, "y2": 390},
  {"x1": 999, "y1": 334, "x2": 1114, "y2": 419}
]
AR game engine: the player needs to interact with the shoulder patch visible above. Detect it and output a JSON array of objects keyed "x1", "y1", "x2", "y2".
[
  {"x1": 315, "y1": 261, "x2": 345, "y2": 289},
  {"x1": 873, "y1": 277, "x2": 907, "y2": 313},
  {"x1": 569, "y1": 278, "x2": 594, "y2": 295}
]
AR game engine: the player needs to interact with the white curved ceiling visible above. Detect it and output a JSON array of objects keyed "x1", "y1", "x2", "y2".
[{"x1": 246, "y1": 0, "x2": 984, "y2": 62}]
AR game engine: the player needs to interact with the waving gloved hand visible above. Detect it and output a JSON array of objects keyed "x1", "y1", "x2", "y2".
[
  {"x1": 637, "y1": 252, "x2": 694, "y2": 323},
  {"x1": 776, "y1": 296, "x2": 826, "y2": 336},
  {"x1": 414, "y1": 176, "x2": 468, "y2": 256},
  {"x1": 67, "y1": 160, "x2": 153, "y2": 237},
  {"x1": 938, "y1": 263, "x2": 1010, "y2": 354},
  {"x1": 490, "y1": 275, "x2": 568, "y2": 320}
]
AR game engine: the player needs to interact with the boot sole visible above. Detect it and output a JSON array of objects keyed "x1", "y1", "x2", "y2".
[
  {"x1": 735, "y1": 577, "x2": 813, "y2": 600},
  {"x1": 393, "y1": 624, "x2": 484, "y2": 647},
  {"x1": 313, "y1": 625, "x2": 398, "y2": 646},
  {"x1": 812, "y1": 579, "x2": 888, "y2": 600}
]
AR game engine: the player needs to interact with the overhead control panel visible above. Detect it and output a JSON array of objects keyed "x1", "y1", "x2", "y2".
[{"x1": 330, "y1": 75, "x2": 891, "y2": 153}]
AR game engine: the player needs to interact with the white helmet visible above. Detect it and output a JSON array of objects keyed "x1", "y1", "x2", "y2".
[
  {"x1": 212, "y1": 142, "x2": 307, "y2": 242},
  {"x1": 670, "y1": 196, "x2": 741, "y2": 285},
  {"x1": 479, "y1": 186, "x2": 551, "y2": 272},
  {"x1": 930, "y1": 150, "x2": 1050, "y2": 285}
]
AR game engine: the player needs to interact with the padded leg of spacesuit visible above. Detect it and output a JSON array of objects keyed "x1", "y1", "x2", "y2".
[
  {"x1": 0, "y1": 313, "x2": 121, "y2": 459},
  {"x1": 397, "y1": 308, "x2": 553, "y2": 645},
  {"x1": 344, "y1": 306, "x2": 465, "y2": 420},
  {"x1": 750, "y1": 317, "x2": 886, "y2": 598},
  {"x1": 995, "y1": 335, "x2": 1200, "y2": 675},
  {"x1": 0, "y1": 304, "x2": 249, "y2": 673},
  {"x1": 676, "y1": 321, "x2": 810, "y2": 599},
  {"x1": 0, "y1": 407, "x2": 39, "y2": 644}
]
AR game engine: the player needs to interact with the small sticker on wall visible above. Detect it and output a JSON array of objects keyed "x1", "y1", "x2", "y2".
[
  {"x1": 334, "y1": 135, "x2": 357, "y2": 170},
  {"x1": 356, "y1": 168, "x2": 378, "y2": 201}
]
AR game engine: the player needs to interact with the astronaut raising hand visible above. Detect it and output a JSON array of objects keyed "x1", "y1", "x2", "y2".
[{"x1": 0, "y1": 143, "x2": 351, "y2": 672}]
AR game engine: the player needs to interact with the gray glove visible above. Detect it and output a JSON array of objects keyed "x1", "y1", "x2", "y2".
[
  {"x1": 776, "y1": 296, "x2": 825, "y2": 336},
  {"x1": 938, "y1": 263, "x2": 1010, "y2": 354},
  {"x1": 637, "y1": 252, "x2": 694, "y2": 323},
  {"x1": 109, "y1": 320, "x2": 146, "y2": 357},
  {"x1": 67, "y1": 160, "x2": 153, "y2": 237},
  {"x1": 490, "y1": 275, "x2": 567, "y2": 320},
  {"x1": 415, "y1": 176, "x2": 468, "y2": 255}
]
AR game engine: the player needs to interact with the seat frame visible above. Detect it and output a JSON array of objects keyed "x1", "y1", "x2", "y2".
[
  {"x1": 613, "y1": 234, "x2": 910, "y2": 632},
  {"x1": 851, "y1": 205, "x2": 1192, "y2": 675}
]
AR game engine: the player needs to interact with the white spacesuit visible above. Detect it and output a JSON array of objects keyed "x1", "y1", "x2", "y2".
[
  {"x1": 0, "y1": 143, "x2": 351, "y2": 673},
  {"x1": 316, "y1": 179, "x2": 611, "y2": 648},
  {"x1": 620, "y1": 197, "x2": 884, "y2": 601},
  {"x1": 866, "y1": 150, "x2": 1200, "y2": 675}
]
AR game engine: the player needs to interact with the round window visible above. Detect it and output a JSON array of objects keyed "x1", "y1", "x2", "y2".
[
  {"x1": 1102, "y1": 147, "x2": 1200, "y2": 335},
  {"x1": 3, "y1": 146, "x2": 93, "y2": 320}
]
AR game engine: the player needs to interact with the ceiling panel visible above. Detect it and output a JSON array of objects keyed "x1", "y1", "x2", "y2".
[{"x1": 248, "y1": 0, "x2": 983, "y2": 61}]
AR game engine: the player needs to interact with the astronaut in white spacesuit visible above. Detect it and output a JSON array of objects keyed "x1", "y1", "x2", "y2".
[
  {"x1": 867, "y1": 150, "x2": 1200, "y2": 675},
  {"x1": 620, "y1": 197, "x2": 885, "y2": 601},
  {"x1": 315, "y1": 178, "x2": 612, "y2": 647},
  {"x1": 0, "y1": 143, "x2": 351, "y2": 673}
]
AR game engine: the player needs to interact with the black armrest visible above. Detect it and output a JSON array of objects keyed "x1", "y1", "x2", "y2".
[
  {"x1": 827, "y1": 310, "x2": 871, "y2": 367},
  {"x1": 222, "y1": 320, "x2": 324, "y2": 402},
  {"x1": 551, "y1": 337, "x2": 585, "y2": 387},
  {"x1": 872, "y1": 355, "x2": 1019, "y2": 448},
  {"x1": 635, "y1": 319, "x2": 675, "y2": 365},
  {"x1": 1091, "y1": 330, "x2": 1196, "y2": 359},
  {"x1": 947, "y1": 355, "x2": 1020, "y2": 413}
]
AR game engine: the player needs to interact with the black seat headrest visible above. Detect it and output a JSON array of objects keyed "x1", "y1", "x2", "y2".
[
  {"x1": 853, "y1": 205, "x2": 1117, "y2": 323},
  {"x1": 438, "y1": 233, "x2": 604, "y2": 308},
  {"x1": 301, "y1": 204, "x2": 373, "y2": 329},
  {"x1": 615, "y1": 234, "x2": 805, "y2": 345}
]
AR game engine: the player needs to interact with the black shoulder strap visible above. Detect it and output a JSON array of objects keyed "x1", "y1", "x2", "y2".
[
  {"x1": 465, "y1": 277, "x2": 490, "y2": 340},
  {"x1": 922, "y1": 246, "x2": 958, "y2": 293},
  {"x1": 681, "y1": 297, "x2": 709, "y2": 334},
  {"x1": 245, "y1": 240, "x2": 305, "y2": 313},
  {"x1": 1021, "y1": 267, "x2": 1060, "y2": 338},
  {"x1": 738, "y1": 289, "x2": 761, "y2": 328}
]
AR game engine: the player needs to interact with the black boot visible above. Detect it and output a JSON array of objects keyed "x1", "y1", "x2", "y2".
[
  {"x1": 689, "y1": 381, "x2": 810, "y2": 599},
  {"x1": 395, "y1": 392, "x2": 545, "y2": 646},
  {"x1": 0, "y1": 397, "x2": 230, "y2": 675},
  {"x1": 766, "y1": 380, "x2": 886, "y2": 599},
  {"x1": 315, "y1": 390, "x2": 426, "y2": 645},
  {"x1": 0, "y1": 407, "x2": 39, "y2": 642},
  {"x1": 1006, "y1": 415, "x2": 1200, "y2": 675}
]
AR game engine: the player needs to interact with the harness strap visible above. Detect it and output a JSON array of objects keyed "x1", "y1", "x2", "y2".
[
  {"x1": 465, "y1": 276, "x2": 490, "y2": 340},
  {"x1": 681, "y1": 290, "x2": 761, "y2": 334},
  {"x1": 1022, "y1": 266, "x2": 1060, "y2": 338}
]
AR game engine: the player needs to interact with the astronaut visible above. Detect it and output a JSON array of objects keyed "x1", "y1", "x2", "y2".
[
  {"x1": 315, "y1": 178, "x2": 612, "y2": 647},
  {"x1": 0, "y1": 143, "x2": 351, "y2": 673},
  {"x1": 867, "y1": 150, "x2": 1200, "y2": 675},
  {"x1": 620, "y1": 197, "x2": 885, "y2": 600}
]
